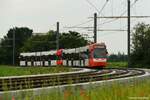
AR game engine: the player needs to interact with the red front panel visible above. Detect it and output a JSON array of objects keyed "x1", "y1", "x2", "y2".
[
  {"x1": 89, "y1": 58, "x2": 107, "y2": 68},
  {"x1": 57, "y1": 60, "x2": 63, "y2": 65},
  {"x1": 56, "y1": 49, "x2": 63, "y2": 66}
]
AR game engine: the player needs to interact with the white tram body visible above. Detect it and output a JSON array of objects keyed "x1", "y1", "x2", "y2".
[{"x1": 20, "y1": 43, "x2": 107, "y2": 68}]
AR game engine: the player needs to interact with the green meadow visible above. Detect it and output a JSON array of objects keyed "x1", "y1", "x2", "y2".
[
  {"x1": 0, "y1": 65, "x2": 73, "y2": 77},
  {"x1": 107, "y1": 61, "x2": 128, "y2": 68},
  {"x1": 0, "y1": 63, "x2": 149, "y2": 100},
  {"x1": 2, "y1": 78, "x2": 150, "y2": 100}
]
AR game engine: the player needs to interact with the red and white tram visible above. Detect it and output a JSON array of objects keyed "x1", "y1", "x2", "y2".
[{"x1": 19, "y1": 43, "x2": 108, "y2": 68}]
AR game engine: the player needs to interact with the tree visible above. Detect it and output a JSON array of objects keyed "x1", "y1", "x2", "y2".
[
  {"x1": 60, "y1": 31, "x2": 88, "y2": 49},
  {"x1": 131, "y1": 23, "x2": 150, "y2": 67},
  {"x1": 21, "y1": 30, "x2": 56, "y2": 52},
  {"x1": 21, "y1": 31, "x2": 88, "y2": 52},
  {"x1": 0, "y1": 27, "x2": 33, "y2": 65}
]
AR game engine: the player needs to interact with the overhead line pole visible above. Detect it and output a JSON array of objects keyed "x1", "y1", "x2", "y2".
[
  {"x1": 128, "y1": 0, "x2": 131, "y2": 68},
  {"x1": 94, "y1": 13, "x2": 97, "y2": 43},
  {"x1": 56, "y1": 22, "x2": 59, "y2": 50},
  {"x1": 13, "y1": 28, "x2": 15, "y2": 66}
]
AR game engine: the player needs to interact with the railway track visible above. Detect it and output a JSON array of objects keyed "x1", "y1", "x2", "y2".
[{"x1": 0, "y1": 68, "x2": 145, "y2": 92}]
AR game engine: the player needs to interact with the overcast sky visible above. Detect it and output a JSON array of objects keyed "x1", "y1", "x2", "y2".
[{"x1": 0, "y1": 0, "x2": 150, "y2": 54}]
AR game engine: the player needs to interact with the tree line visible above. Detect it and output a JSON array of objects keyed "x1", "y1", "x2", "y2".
[
  {"x1": 130, "y1": 23, "x2": 150, "y2": 68},
  {"x1": 0, "y1": 23, "x2": 150, "y2": 68}
]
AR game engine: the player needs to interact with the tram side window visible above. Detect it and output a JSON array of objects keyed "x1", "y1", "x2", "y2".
[
  {"x1": 80, "y1": 52, "x2": 88, "y2": 59},
  {"x1": 42, "y1": 55, "x2": 47, "y2": 61},
  {"x1": 25, "y1": 56, "x2": 29, "y2": 61},
  {"x1": 34, "y1": 56, "x2": 38, "y2": 61},
  {"x1": 72, "y1": 53, "x2": 76, "y2": 60},
  {"x1": 20, "y1": 56, "x2": 26, "y2": 61},
  {"x1": 49, "y1": 55, "x2": 57, "y2": 60},
  {"x1": 45, "y1": 55, "x2": 49, "y2": 61},
  {"x1": 82, "y1": 50, "x2": 89, "y2": 59},
  {"x1": 74, "y1": 53, "x2": 79, "y2": 60},
  {"x1": 65, "y1": 53, "x2": 72, "y2": 60},
  {"x1": 36, "y1": 56, "x2": 41, "y2": 61},
  {"x1": 62, "y1": 53, "x2": 66, "y2": 59},
  {"x1": 24, "y1": 57, "x2": 28, "y2": 61},
  {"x1": 66, "y1": 54, "x2": 71, "y2": 60},
  {"x1": 30, "y1": 56, "x2": 34, "y2": 61}
]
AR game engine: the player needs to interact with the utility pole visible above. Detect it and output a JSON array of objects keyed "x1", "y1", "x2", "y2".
[
  {"x1": 56, "y1": 22, "x2": 59, "y2": 50},
  {"x1": 13, "y1": 28, "x2": 15, "y2": 66},
  {"x1": 128, "y1": 0, "x2": 130, "y2": 67},
  {"x1": 94, "y1": 13, "x2": 97, "y2": 43}
]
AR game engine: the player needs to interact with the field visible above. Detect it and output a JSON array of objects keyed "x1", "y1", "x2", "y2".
[
  {"x1": 2, "y1": 78, "x2": 150, "y2": 100},
  {"x1": 0, "y1": 63, "x2": 150, "y2": 100},
  {"x1": 0, "y1": 62, "x2": 127, "y2": 77},
  {"x1": 107, "y1": 61, "x2": 128, "y2": 68},
  {"x1": 0, "y1": 65, "x2": 73, "y2": 77}
]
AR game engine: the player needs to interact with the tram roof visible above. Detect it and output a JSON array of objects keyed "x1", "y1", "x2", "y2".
[
  {"x1": 20, "y1": 43, "x2": 106, "y2": 57},
  {"x1": 20, "y1": 50, "x2": 57, "y2": 57},
  {"x1": 63, "y1": 46, "x2": 89, "y2": 54}
]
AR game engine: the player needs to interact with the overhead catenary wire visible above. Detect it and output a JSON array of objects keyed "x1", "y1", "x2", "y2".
[
  {"x1": 98, "y1": 0, "x2": 109, "y2": 15},
  {"x1": 64, "y1": 20, "x2": 93, "y2": 29},
  {"x1": 64, "y1": 0, "x2": 141, "y2": 35},
  {"x1": 87, "y1": 0, "x2": 141, "y2": 40},
  {"x1": 88, "y1": 29, "x2": 127, "y2": 31},
  {"x1": 93, "y1": 16, "x2": 150, "y2": 18},
  {"x1": 64, "y1": 0, "x2": 98, "y2": 29},
  {"x1": 97, "y1": 0, "x2": 140, "y2": 26},
  {"x1": 64, "y1": 0, "x2": 109, "y2": 30},
  {"x1": 85, "y1": 0, "x2": 100, "y2": 14},
  {"x1": 85, "y1": 0, "x2": 109, "y2": 15},
  {"x1": 94, "y1": 0, "x2": 141, "y2": 40},
  {"x1": 58, "y1": 0, "x2": 131, "y2": 33}
]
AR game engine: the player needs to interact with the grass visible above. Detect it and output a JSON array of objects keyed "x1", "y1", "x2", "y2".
[
  {"x1": 0, "y1": 65, "x2": 74, "y2": 77},
  {"x1": 0, "y1": 62, "x2": 150, "y2": 100},
  {"x1": 107, "y1": 61, "x2": 128, "y2": 68},
  {"x1": 0, "y1": 62, "x2": 128, "y2": 77},
  {"x1": 2, "y1": 78, "x2": 150, "y2": 100}
]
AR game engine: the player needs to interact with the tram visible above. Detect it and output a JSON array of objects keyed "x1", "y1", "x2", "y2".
[{"x1": 19, "y1": 43, "x2": 108, "y2": 68}]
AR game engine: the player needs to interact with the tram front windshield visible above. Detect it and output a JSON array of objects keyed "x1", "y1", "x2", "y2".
[{"x1": 93, "y1": 48, "x2": 107, "y2": 58}]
